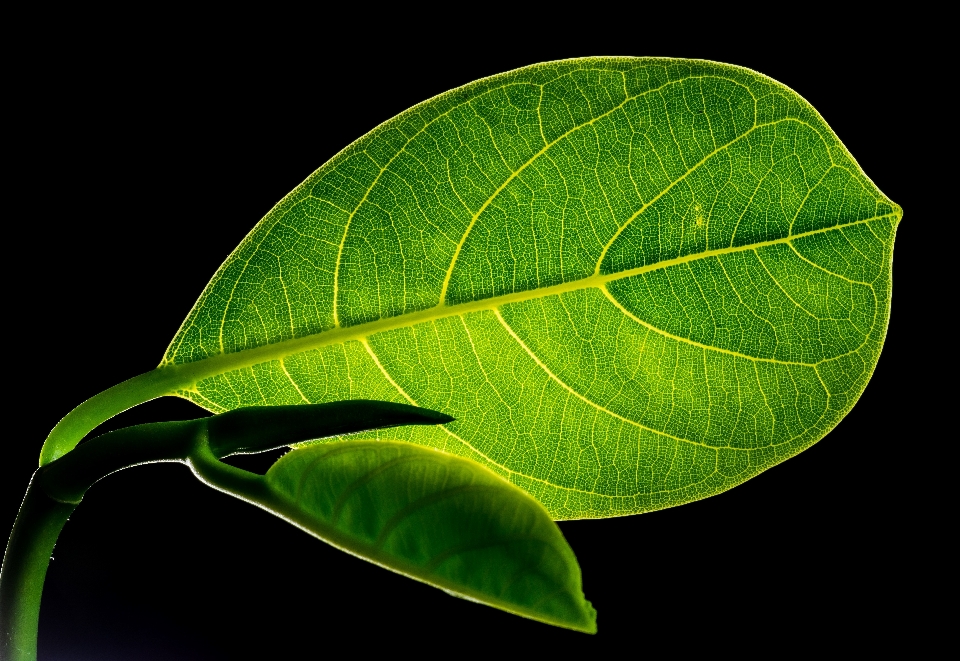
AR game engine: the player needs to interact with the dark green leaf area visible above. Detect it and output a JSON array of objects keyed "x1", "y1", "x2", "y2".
[
  {"x1": 266, "y1": 441, "x2": 596, "y2": 633},
  {"x1": 207, "y1": 400, "x2": 453, "y2": 457}
]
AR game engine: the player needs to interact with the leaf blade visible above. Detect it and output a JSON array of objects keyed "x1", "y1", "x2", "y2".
[
  {"x1": 157, "y1": 57, "x2": 900, "y2": 518},
  {"x1": 263, "y1": 441, "x2": 597, "y2": 632}
]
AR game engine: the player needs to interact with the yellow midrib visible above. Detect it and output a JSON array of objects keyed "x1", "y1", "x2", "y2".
[{"x1": 165, "y1": 212, "x2": 896, "y2": 392}]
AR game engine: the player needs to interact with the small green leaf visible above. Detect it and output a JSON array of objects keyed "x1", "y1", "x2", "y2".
[{"x1": 262, "y1": 441, "x2": 596, "y2": 632}]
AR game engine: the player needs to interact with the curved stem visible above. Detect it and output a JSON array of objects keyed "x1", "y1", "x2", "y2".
[
  {"x1": 10, "y1": 400, "x2": 451, "y2": 659},
  {"x1": 3, "y1": 420, "x2": 203, "y2": 661},
  {"x1": 187, "y1": 438, "x2": 273, "y2": 509},
  {"x1": 39, "y1": 368, "x2": 186, "y2": 466},
  {"x1": 0, "y1": 477, "x2": 76, "y2": 661}
]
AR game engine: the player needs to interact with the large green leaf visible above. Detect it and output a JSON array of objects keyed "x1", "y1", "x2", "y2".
[
  {"x1": 250, "y1": 440, "x2": 596, "y2": 632},
  {"x1": 46, "y1": 57, "x2": 901, "y2": 518}
]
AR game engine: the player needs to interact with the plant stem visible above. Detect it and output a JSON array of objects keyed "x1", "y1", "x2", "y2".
[
  {"x1": 39, "y1": 368, "x2": 183, "y2": 466},
  {"x1": 0, "y1": 477, "x2": 76, "y2": 661},
  {"x1": 7, "y1": 400, "x2": 449, "y2": 658},
  {"x1": 2, "y1": 420, "x2": 202, "y2": 661}
]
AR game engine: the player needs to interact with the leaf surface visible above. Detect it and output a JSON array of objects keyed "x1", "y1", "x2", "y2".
[
  {"x1": 160, "y1": 57, "x2": 900, "y2": 518},
  {"x1": 260, "y1": 440, "x2": 596, "y2": 632}
]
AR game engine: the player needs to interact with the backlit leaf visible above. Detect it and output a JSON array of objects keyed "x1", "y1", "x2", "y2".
[
  {"x1": 259, "y1": 441, "x2": 596, "y2": 632},
  {"x1": 116, "y1": 58, "x2": 900, "y2": 518}
]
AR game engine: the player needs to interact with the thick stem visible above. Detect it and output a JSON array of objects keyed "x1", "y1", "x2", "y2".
[
  {"x1": 2, "y1": 420, "x2": 202, "y2": 661},
  {"x1": 0, "y1": 476, "x2": 76, "y2": 661},
  {"x1": 8, "y1": 400, "x2": 450, "y2": 658},
  {"x1": 2, "y1": 419, "x2": 266, "y2": 660}
]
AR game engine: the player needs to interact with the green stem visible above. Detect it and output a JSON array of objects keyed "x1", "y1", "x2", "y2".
[
  {"x1": 9, "y1": 400, "x2": 451, "y2": 658},
  {"x1": 2, "y1": 420, "x2": 203, "y2": 661},
  {"x1": 39, "y1": 368, "x2": 185, "y2": 466},
  {"x1": 0, "y1": 477, "x2": 76, "y2": 661},
  {"x1": 187, "y1": 438, "x2": 273, "y2": 510},
  {"x1": 2, "y1": 421, "x2": 267, "y2": 660}
]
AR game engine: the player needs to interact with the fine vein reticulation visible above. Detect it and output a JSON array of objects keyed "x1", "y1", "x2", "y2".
[{"x1": 162, "y1": 58, "x2": 900, "y2": 519}]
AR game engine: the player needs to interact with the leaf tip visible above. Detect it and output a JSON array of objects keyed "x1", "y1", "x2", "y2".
[
  {"x1": 582, "y1": 601, "x2": 598, "y2": 634},
  {"x1": 414, "y1": 407, "x2": 455, "y2": 425}
]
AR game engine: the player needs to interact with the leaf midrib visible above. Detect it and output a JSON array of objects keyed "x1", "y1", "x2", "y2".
[
  {"x1": 289, "y1": 71, "x2": 759, "y2": 331},
  {"x1": 185, "y1": 67, "x2": 842, "y2": 376},
  {"x1": 161, "y1": 212, "x2": 895, "y2": 392}
]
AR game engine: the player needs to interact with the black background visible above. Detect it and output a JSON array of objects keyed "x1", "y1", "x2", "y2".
[{"x1": 5, "y1": 13, "x2": 936, "y2": 659}]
